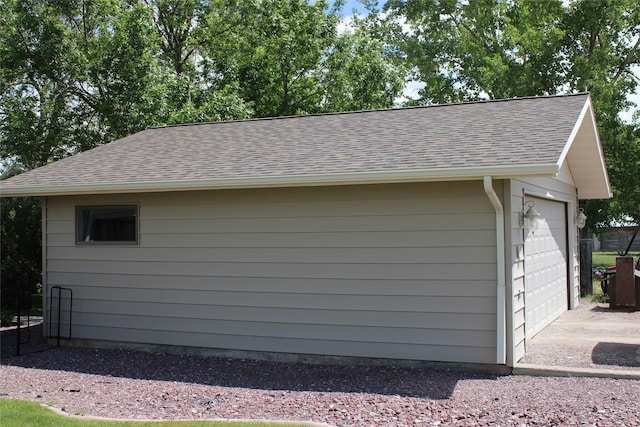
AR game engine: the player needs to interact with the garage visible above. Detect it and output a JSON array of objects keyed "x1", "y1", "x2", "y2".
[
  {"x1": 0, "y1": 93, "x2": 613, "y2": 367},
  {"x1": 524, "y1": 196, "x2": 569, "y2": 339}
]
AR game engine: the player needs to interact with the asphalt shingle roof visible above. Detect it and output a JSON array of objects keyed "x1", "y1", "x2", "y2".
[{"x1": 1, "y1": 93, "x2": 597, "y2": 195}]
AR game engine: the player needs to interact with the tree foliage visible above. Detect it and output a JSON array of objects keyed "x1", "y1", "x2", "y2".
[
  {"x1": 321, "y1": 11, "x2": 406, "y2": 111},
  {"x1": 560, "y1": 0, "x2": 640, "y2": 226},
  {"x1": 203, "y1": 0, "x2": 405, "y2": 117},
  {"x1": 384, "y1": 0, "x2": 640, "y2": 227},
  {"x1": 208, "y1": 0, "x2": 338, "y2": 117},
  {"x1": 1, "y1": 0, "x2": 405, "y2": 169},
  {"x1": 0, "y1": 195, "x2": 41, "y2": 299}
]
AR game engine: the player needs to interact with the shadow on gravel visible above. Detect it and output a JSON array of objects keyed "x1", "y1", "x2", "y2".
[
  {"x1": 592, "y1": 342, "x2": 640, "y2": 367},
  {"x1": 0, "y1": 323, "x2": 49, "y2": 359},
  {"x1": 590, "y1": 305, "x2": 636, "y2": 313},
  {"x1": 1, "y1": 344, "x2": 502, "y2": 399}
]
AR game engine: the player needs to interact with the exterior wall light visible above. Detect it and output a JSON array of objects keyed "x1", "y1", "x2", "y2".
[
  {"x1": 576, "y1": 208, "x2": 587, "y2": 229},
  {"x1": 521, "y1": 201, "x2": 541, "y2": 231}
]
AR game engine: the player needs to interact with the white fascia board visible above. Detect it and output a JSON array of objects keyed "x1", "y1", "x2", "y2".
[
  {"x1": 0, "y1": 164, "x2": 560, "y2": 197},
  {"x1": 579, "y1": 187, "x2": 614, "y2": 200},
  {"x1": 585, "y1": 99, "x2": 612, "y2": 198},
  {"x1": 557, "y1": 97, "x2": 591, "y2": 167}
]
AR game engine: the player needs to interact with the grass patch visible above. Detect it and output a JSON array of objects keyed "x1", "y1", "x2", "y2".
[
  {"x1": 592, "y1": 251, "x2": 640, "y2": 268},
  {"x1": 592, "y1": 251, "x2": 619, "y2": 268},
  {"x1": 588, "y1": 251, "x2": 639, "y2": 303},
  {"x1": 0, "y1": 399, "x2": 311, "y2": 427},
  {"x1": 586, "y1": 281, "x2": 607, "y2": 303}
]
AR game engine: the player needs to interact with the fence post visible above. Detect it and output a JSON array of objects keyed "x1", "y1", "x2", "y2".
[
  {"x1": 580, "y1": 239, "x2": 593, "y2": 297},
  {"x1": 16, "y1": 287, "x2": 21, "y2": 356}
]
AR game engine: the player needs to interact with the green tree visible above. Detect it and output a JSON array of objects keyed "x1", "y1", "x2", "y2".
[
  {"x1": 58, "y1": 0, "x2": 164, "y2": 146},
  {"x1": 320, "y1": 12, "x2": 406, "y2": 111},
  {"x1": 205, "y1": 0, "x2": 338, "y2": 117},
  {"x1": 561, "y1": 0, "x2": 640, "y2": 226},
  {"x1": 384, "y1": 0, "x2": 569, "y2": 102},
  {"x1": 0, "y1": 0, "x2": 78, "y2": 170},
  {"x1": 0, "y1": 196, "x2": 42, "y2": 303},
  {"x1": 1, "y1": 0, "x2": 164, "y2": 162},
  {"x1": 204, "y1": 0, "x2": 405, "y2": 116},
  {"x1": 1, "y1": 169, "x2": 42, "y2": 308},
  {"x1": 149, "y1": 0, "x2": 252, "y2": 124},
  {"x1": 384, "y1": 0, "x2": 639, "y2": 226}
]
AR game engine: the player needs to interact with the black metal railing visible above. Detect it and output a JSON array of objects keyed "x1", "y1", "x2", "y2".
[{"x1": 48, "y1": 286, "x2": 72, "y2": 346}]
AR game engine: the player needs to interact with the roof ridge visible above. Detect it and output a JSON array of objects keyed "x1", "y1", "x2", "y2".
[{"x1": 151, "y1": 92, "x2": 591, "y2": 130}]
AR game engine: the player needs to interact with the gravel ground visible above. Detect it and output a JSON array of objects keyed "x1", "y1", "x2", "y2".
[{"x1": 2, "y1": 345, "x2": 640, "y2": 426}]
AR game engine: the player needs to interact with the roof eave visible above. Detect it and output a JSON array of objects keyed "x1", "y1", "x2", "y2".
[
  {"x1": 0, "y1": 164, "x2": 560, "y2": 197},
  {"x1": 559, "y1": 96, "x2": 612, "y2": 200}
]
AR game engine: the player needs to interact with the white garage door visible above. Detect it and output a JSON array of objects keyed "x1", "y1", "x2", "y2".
[{"x1": 524, "y1": 197, "x2": 568, "y2": 339}]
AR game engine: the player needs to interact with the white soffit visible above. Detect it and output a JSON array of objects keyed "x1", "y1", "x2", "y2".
[{"x1": 561, "y1": 98, "x2": 612, "y2": 199}]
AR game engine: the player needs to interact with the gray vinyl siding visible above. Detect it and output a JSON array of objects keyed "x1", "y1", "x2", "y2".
[
  {"x1": 509, "y1": 166, "x2": 580, "y2": 363},
  {"x1": 46, "y1": 182, "x2": 499, "y2": 364}
]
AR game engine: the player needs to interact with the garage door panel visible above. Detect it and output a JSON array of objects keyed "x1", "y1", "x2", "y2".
[{"x1": 524, "y1": 197, "x2": 568, "y2": 339}]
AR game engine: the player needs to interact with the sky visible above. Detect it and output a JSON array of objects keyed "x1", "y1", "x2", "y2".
[{"x1": 339, "y1": 0, "x2": 369, "y2": 15}]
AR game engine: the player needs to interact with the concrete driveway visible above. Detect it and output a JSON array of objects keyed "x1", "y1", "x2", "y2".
[{"x1": 516, "y1": 300, "x2": 640, "y2": 378}]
